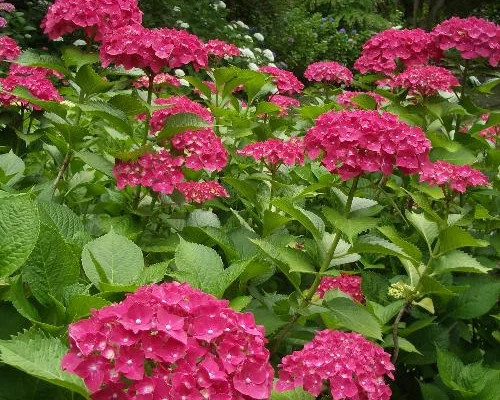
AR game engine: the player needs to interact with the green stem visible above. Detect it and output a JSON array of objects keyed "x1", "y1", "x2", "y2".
[
  {"x1": 142, "y1": 73, "x2": 155, "y2": 145},
  {"x1": 392, "y1": 302, "x2": 408, "y2": 363},
  {"x1": 454, "y1": 61, "x2": 469, "y2": 135}
]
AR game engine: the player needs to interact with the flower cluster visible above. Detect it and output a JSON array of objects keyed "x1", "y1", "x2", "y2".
[
  {"x1": 317, "y1": 274, "x2": 364, "y2": 303},
  {"x1": 354, "y1": 28, "x2": 438, "y2": 75},
  {"x1": 0, "y1": 2, "x2": 15, "y2": 28},
  {"x1": 113, "y1": 150, "x2": 184, "y2": 194},
  {"x1": 204, "y1": 39, "x2": 241, "y2": 59},
  {"x1": 431, "y1": 17, "x2": 500, "y2": 67},
  {"x1": 304, "y1": 61, "x2": 353, "y2": 86},
  {"x1": 0, "y1": 64, "x2": 62, "y2": 108},
  {"x1": 149, "y1": 96, "x2": 213, "y2": 133},
  {"x1": 336, "y1": 91, "x2": 387, "y2": 109},
  {"x1": 0, "y1": 35, "x2": 20, "y2": 62},
  {"x1": 268, "y1": 95, "x2": 300, "y2": 116},
  {"x1": 177, "y1": 181, "x2": 229, "y2": 203},
  {"x1": 41, "y1": 0, "x2": 143, "y2": 41},
  {"x1": 171, "y1": 128, "x2": 228, "y2": 171},
  {"x1": 238, "y1": 137, "x2": 305, "y2": 166},
  {"x1": 478, "y1": 117, "x2": 500, "y2": 143},
  {"x1": 62, "y1": 282, "x2": 274, "y2": 399},
  {"x1": 133, "y1": 73, "x2": 181, "y2": 89},
  {"x1": 100, "y1": 25, "x2": 207, "y2": 73},
  {"x1": 304, "y1": 110, "x2": 431, "y2": 180},
  {"x1": 392, "y1": 65, "x2": 459, "y2": 96},
  {"x1": 419, "y1": 161, "x2": 489, "y2": 193},
  {"x1": 276, "y1": 330, "x2": 394, "y2": 399},
  {"x1": 259, "y1": 66, "x2": 304, "y2": 94}
]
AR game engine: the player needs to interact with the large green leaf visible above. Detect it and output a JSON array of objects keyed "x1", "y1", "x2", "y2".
[
  {"x1": 0, "y1": 150, "x2": 25, "y2": 186},
  {"x1": 61, "y1": 46, "x2": 99, "y2": 69},
  {"x1": 433, "y1": 250, "x2": 491, "y2": 275},
  {"x1": 81, "y1": 229, "x2": 144, "y2": 289},
  {"x1": 323, "y1": 207, "x2": 378, "y2": 243},
  {"x1": 156, "y1": 113, "x2": 211, "y2": 141},
  {"x1": 351, "y1": 235, "x2": 412, "y2": 259},
  {"x1": 449, "y1": 276, "x2": 500, "y2": 319},
  {"x1": 74, "y1": 64, "x2": 114, "y2": 95},
  {"x1": 377, "y1": 225, "x2": 422, "y2": 262},
  {"x1": 75, "y1": 151, "x2": 114, "y2": 177},
  {"x1": 79, "y1": 101, "x2": 132, "y2": 135},
  {"x1": 273, "y1": 198, "x2": 324, "y2": 241},
  {"x1": 15, "y1": 50, "x2": 69, "y2": 75},
  {"x1": 0, "y1": 195, "x2": 39, "y2": 278},
  {"x1": 0, "y1": 329, "x2": 88, "y2": 397},
  {"x1": 437, "y1": 226, "x2": 489, "y2": 255},
  {"x1": 436, "y1": 348, "x2": 464, "y2": 392},
  {"x1": 407, "y1": 211, "x2": 439, "y2": 249}
]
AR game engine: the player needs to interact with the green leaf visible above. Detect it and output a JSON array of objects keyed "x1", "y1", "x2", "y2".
[
  {"x1": 186, "y1": 209, "x2": 221, "y2": 228},
  {"x1": 75, "y1": 151, "x2": 114, "y2": 177},
  {"x1": 15, "y1": 50, "x2": 69, "y2": 75},
  {"x1": 430, "y1": 145, "x2": 477, "y2": 165},
  {"x1": 433, "y1": 250, "x2": 491, "y2": 274},
  {"x1": 66, "y1": 295, "x2": 110, "y2": 321},
  {"x1": 0, "y1": 329, "x2": 88, "y2": 397},
  {"x1": 0, "y1": 150, "x2": 25, "y2": 186},
  {"x1": 383, "y1": 335, "x2": 422, "y2": 354},
  {"x1": 419, "y1": 382, "x2": 449, "y2": 400},
  {"x1": 368, "y1": 300, "x2": 405, "y2": 324},
  {"x1": 74, "y1": 64, "x2": 114, "y2": 95},
  {"x1": 436, "y1": 348, "x2": 463, "y2": 391},
  {"x1": 351, "y1": 235, "x2": 412, "y2": 259},
  {"x1": 323, "y1": 297, "x2": 382, "y2": 339},
  {"x1": 270, "y1": 386, "x2": 316, "y2": 399},
  {"x1": 437, "y1": 226, "x2": 489, "y2": 255},
  {"x1": 273, "y1": 198, "x2": 323, "y2": 241},
  {"x1": 229, "y1": 296, "x2": 252, "y2": 312},
  {"x1": 156, "y1": 113, "x2": 211, "y2": 141},
  {"x1": 135, "y1": 262, "x2": 170, "y2": 285},
  {"x1": 255, "y1": 101, "x2": 282, "y2": 114},
  {"x1": 449, "y1": 276, "x2": 500, "y2": 319},
  {"x1": 109, "y1": 93, "x2": 148, "y2": 115},
  {"x1": 194, "y1": 226, "x2": 239, "y2": 261},
  {"x1": 61, "y1": 46, "x2": 99, "y2": 69},
  {"x1": 22, "y1": 224, "x2": 80, "y2": 306},
  {"x1": 8, "y1": 275, "x2": 41, "y2": 323},
  {"x1": 377, "y1": 225, "x2": 422, "y2": 262},
  {"x1": 475, "y1": 77, "x2": 500, "y2": 94},
  {"x1": 407, "y1": 211, "x2": 439, "y2": 248},
  {"x1": 82, "y1": 229, "x2": 144, "y2": 289},
  {"x1": 263, "y1": 210, "x2": 291, "y2": 237},
  {"x1": 0, "y1": 195, "x2": 39, "y2": 278},
  {"x1": 323, "y1": 207, "x2": 378, "y2": 243},
  {"x1": 79, "y1": 101, "x2": 132, "y2": 135},
  {"x1": 333, "y1": 188, "x2": 379, "y2": 213},
  {"x1": 350, "y1": 93, "x2": 377, "y2": 110}
]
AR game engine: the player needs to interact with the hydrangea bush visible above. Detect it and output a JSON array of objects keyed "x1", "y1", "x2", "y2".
[{"x1": 0, "y1": 1, "x2": 499, "y2": 400}]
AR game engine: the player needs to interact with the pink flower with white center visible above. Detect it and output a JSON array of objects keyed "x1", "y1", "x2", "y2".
[
  {"x1": 113, "y1": 149, "x2": 185, "y2": 195},
  {"x1": 149, "y1": 96, "x2": 213, "y2": 134},
  {"x1": 100, "y1": 25, "x2": 208, "y2": 73},
  {"x1": 304, "y1": 61, "x2": 353, "y2": 86},
  {"x1": 133, "y1": 73, "x2": 181, "y2": 89},
  {"x1": 268, "y1": 94, "x2": 300, "y2": 116},
  {"x1": 237, "y1": 137, "x2": 305, "y2": 166},
  {"x1": 276, "y1": 330, "x2": 394, "y2": 400},
  {"x1": 336, "y1": 91, "x2": 388, "y2": 109},
  {"x1": 354, "y1": 28, "x2": 439, "y2": 75},
  {"x1": 259, "y1": 66, "x2": 304, "y2": 94},
  {"x1": 171, "y1": 128, "x2": 228, "y2": 171},
  {"x1": 176, "y1": 181, "x2": 229, "y2": 203},
  {"x1": 419, "y1": 161, "x2": 489, "y2": 193},
  {"x1": 41, "y1": 0, "x2": 143, "y2": 41},
  {"x1": 62, "y1": 282, "x2": 273, "y2": 399},
  {"x1": 431, "y1": 17, "x2": 500, "y2": 67},
  {"x1": 0, "y1": 36, "x2": 20, "y2": 61},
  {"x1": 392, "y1": 65, "x2": 460, "y2": 96},
  {"x1": 317, "y1": 274, "x2": 364, "y2": 302},
  {"x1": 205, "y1": 39, "x2": 241, "y2": 59},
  {"x1": 304, "y1": 110, "x2": 431, "y2": 180}
]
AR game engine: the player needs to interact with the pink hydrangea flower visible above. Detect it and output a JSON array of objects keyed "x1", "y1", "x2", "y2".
[
  {"x1": 149, "y1": 96, "x2": 213, "y2": 133},
  {"x1": 276, "y1": 330, "x2": 394, "y2": 399},
  {"x1": 62, "y1": 282, "x2": 274, "y2": 399},
  {"x1": 305, "y1": 110, "x2": 431, "y2": 180},
  {"x1": 317, "y1": 274, "x2": 364, "y2": 302},
  {"x1": 205, "y1": 39, "x2": 241, "y2": 58},
  {"x1": 171, "y1": 128, "x2": 228, "y2": 171},
  {"x1": 419, "y1": 161, "x2": 489, "y2": 193},
  {"x1": 41, "y1": 0, "x2": 143, "y2": 41},
  {"x1": 304, "y1": 61, "x2": 353, "y2": 86},
  {"x1": 133, "y1": 73, "x2": 181, "y2": 89},
  {"x1": 176, "y1": 181, "x2": 229, "y2": 203},
  {"x1": 238, "y1": 137, "x2": 305, "y2": 166},
  {"x1": 354, "y1": 28, "x2": 439, "y2": 75},
  {"x1": 0, "y1": 2, "x2": 15, "y2": 12},
  {"x1": 478, "y1": 114, "x2": 500, "y2": 143},
  {"x1": 100, "y1": 25, "x2": 208, "y2": 73},
  {"x1": 0, "y1": 36, "x2": 20, "y2": 61},
  {"x1": 259, "y1": 66, "x2": 304, "y2": 94},
  {"x1": 113, "y1": 150, "x2": 185, "y2": 195},
  {"x1": 9, "y1": 63, "x2": 64, "y2": 79},
  {"x1": 336, "y1": 91, "x2": 388, "y2": 109},
  {"x1": 268, "y1": 94, "x2": 300, "y2": 116},
  {"x1": 431, "y1": 17, "x2": 500, "y2": 67},
  {"x1": 392, "y1": 65, "x2": 459, "y2": 96}
]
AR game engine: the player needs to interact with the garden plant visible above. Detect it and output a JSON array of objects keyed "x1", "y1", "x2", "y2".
[{"x1": 0, "y1": 0, "x2": 499, "y2": 399}]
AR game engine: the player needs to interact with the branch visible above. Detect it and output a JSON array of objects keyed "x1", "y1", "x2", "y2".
[{"x1": 392, "y1": 302, "x2": 408, "y2": 363}]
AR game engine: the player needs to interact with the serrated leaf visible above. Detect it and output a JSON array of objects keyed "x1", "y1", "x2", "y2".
[
  {"x1": 437, "y1": 348, "x2": 466, "y2": 392},
  {"x1": 8, "y1": 275, "x2": 41, "y2": 323},
  {"x1": 0, "y1": 150, "x2": 25, "y2": 186},
  {"x1": 263, "y1": 210, "x2": 291, "y2": 237},
  {"x1": 194, "y1": 226, "x2": 239, "y2": 261},
  {"x1": 377, "y1": 225, "x2": 422, "y2": 262},
  {"x1": 419, "y1": 382, "x2": 449, "y2": 400},
  {"x1": 79, "y1": 101, "x2": 131, "y2": 134},
  {"x1": 449, "y1": 276, "x2": 500, "y2": 319},
  {"x1": 66, "y1": 295, "x2": 110, "y2": 321},
  {"x1": 323, "y1": 207, "x2": 378, "y2": 242},
  {"x1": 383, "y1": 335, "x2": 422, "y2": 354},
  {"x1": 156, "y1": 113, "x2": 211, "y2": 141},
  {"x1": 270, "y1": 386, "x2": 316, "y2": 399},
  {"x1": 433, "y1": 250, "x2": 490, "y2": 274},
  {"x1": 229, "y1": 296, "x2": 252, "y2": 312},
  {"x1": 407, "y1": 211, "x2": 439, "y2": 248},
  {"x1": 74, "y1": 64, "x2": 114, "y2": 95},
  {"x1": 273, "y1": 198, "x2": 323, "y2": 240},
  {"x1": 61, "y1": 46, "x2": 99, "y2": 69},
  {"x1": 135, "y1": 262, "x2": 170, "y2": 285},
  {"x1": 186, "y1": 209, "x2": 220, "y2": 228},
  {"x1": 333, "y1": 188, "x2": 379, "y2": 212},
  {"x1": 350, "y1": 93, "x2": 377, "y2": 109},
  {"x1": 15, "y1": 50, "x2": 69, "y2": 75},
  {"x1": 75, "y1": 151, "x2": 114, "y2": 177},
  {"x1": 351, "y1": 235, "x2": 411, "y2": 259},
  {"x1": 437, "y1": 226, "x2": 489, "y2": 255},
  {"x1": 369, "y1": 300, "x2": 405, "y2": 324}
]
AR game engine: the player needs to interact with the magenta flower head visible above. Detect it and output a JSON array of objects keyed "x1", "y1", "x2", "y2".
[
  {"x1": 62, "y1": 282, "x2": 274, "y2": 399},
  {"x1": 133, "y1": 73, "x2": 181, "y2": 89},
  {"x1": 259, "y1": 66, "x2": 304, "y2": 95},
  {"x1": 304, "y1": 61, "x2": 353, "y2": 86},
  {"x1": 205, "y1": 39, "x2": 241, "y2": 59},
  {"x1": 354, "y1": 28, "x2": 439, "y2": 75},
  {"x1": 419, "y1": 161, "x2": 489, "y2": 193},
  {"x1": 41, "y1": 0, "x2": 143, "y2": 41},
  {"x1": 336, "y1": 91, "x2": 388, "y2": 109},
  {"x1": 0, "y1": 2, "x2": 15, "y2": 13},
  {"x1": 238, "y1": 137, "x2": 305, "y2": 167},
  {"x1": 149, "y1": 96, "x2": 213, "y2": 134},
  {"x1": 431, "y1": 17, "x2": 500, "y2": 67},
  {"x1": 305, "y1": 110, "x2": 431, "y2": 180},
  {"x1": 113, "y1": 150, "x2": 185, "y2": 195},
  {"x1": 392, "y1": 65, "x2": 460, "y2": 97},
  {"x1": 100, "y1": 25, "x2": 208, "y2": 73},
  {"x1": 176, "y1": 181, "x2": 229, "y2": 203},
  {"x1": 268, "y1": 94, "x2": 300, "y2": 116},
  {"x1": 276, "y1": 330, "x2": 394, "y2": 399},
  {"x1": 171, "y1": 128, "x2": 228, "y2": 171},
  {"x1": 317, "y1": 274, "x2": 364, "y2": 303},
  {"x1": 0, "y1": 36, "x2": 20, "y2": 62}
]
